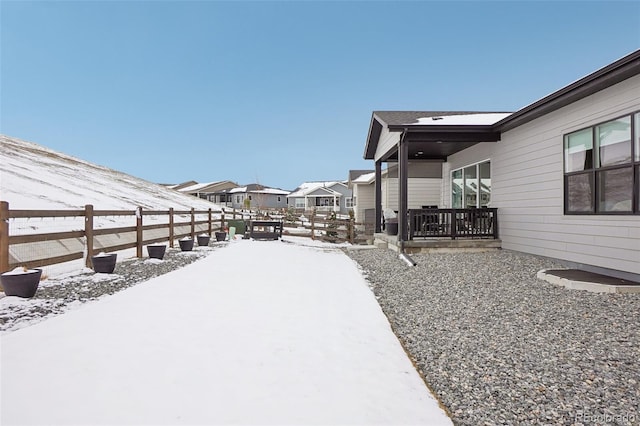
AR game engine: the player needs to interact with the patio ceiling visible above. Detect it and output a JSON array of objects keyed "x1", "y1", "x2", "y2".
[{"x1": 383, "y1": 126, "x2": 501, "y2": 161}]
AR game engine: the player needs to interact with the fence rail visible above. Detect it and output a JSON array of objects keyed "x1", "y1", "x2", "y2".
[
  {"x1": 0, "y1": 202, "x2": 371, "y2": 276},
  {"x1": 0, "y1": 202, "x2": 225, "y2": 274}
]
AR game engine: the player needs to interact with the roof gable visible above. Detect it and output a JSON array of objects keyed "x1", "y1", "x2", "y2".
[{"x1": 288, "y1": 181, "x2": 347, "y2": 197}]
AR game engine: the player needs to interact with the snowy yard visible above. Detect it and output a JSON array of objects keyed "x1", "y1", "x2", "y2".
[{"x1": 1, "y1": 238, "x2": 451, "y2": 425}]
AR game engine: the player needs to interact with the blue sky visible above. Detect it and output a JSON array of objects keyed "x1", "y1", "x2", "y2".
[{"x1": 2, "y1": 1, "x2": 639, "y2": 191}]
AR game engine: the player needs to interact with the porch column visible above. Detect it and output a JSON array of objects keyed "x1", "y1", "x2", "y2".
[
  {"x1": 375, "y1": 160, "x2": 382, "y2": 233},
  {"x1": 398, "y1": 131, "x2": 409, "y2": 243}
]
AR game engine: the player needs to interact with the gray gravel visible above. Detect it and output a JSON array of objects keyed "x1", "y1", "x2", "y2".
[
  {"x1": 0, "y1": 244, "x2": 223, "y2": 332},
  {"x1": 346, "y1": 248, "x2": 640, "y2": 426}
]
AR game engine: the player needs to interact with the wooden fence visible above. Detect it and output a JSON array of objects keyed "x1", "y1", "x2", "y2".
[
  {"x1": 0, "y1": 202, "x2": 225, "y2": 273},
  {"x1": 0, "y1": 203, "x2": 371, "y2": 275}
]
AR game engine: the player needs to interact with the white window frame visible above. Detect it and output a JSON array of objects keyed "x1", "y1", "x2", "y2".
[
  {"x1": 345, "y1": 197, "x2": 354, "y2": 208},
  {"x1": 450, "y1": 159, "x2": 491, "y2": 208}
]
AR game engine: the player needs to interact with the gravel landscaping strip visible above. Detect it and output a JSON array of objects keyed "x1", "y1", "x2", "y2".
[
  {"x1": 0, "y1": 244, "x2": 223, "y2": 332},
  {"x1": 346, "y1": 248, "x2": 640, "y2": 426}
]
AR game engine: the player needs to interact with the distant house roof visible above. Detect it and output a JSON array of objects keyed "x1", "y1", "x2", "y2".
[
  {"x1": 179, "y1": 181, "x2": 223, "y2": 192},
  {"x1": 352, "y1": 172, "x2": 375, "y2": 185},
  {"x1": 229, "y1": 184, "x2": 290, "y2": 195},
  {"x1": 288, "y1": 181, "x2": 347, "y2": 198},
  {"x1": 170, "y1": 180, "x2": 199, "y2": 191},
  {"x1": 176, "y1": 180, "x2": 238, "y2": 194},
  {"x1": 348, "y1": 169, "x2": 374, "y2": 182}
]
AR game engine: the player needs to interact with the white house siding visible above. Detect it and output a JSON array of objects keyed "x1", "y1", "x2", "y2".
[
  {"x1": 446, "y1": 74, "x2": 640, "y2": 276},
  {"x1": 382, "y1": 177, "x2": 442, "y2": 211},
  {"x1": 353, "y1": 183, "x2": 374, "y2": 224},
  {"x1": 374, "y1": 127, "x2": 400, "y2": 161}
]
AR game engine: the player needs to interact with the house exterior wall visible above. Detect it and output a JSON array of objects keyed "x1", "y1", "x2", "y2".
[
  {"x1": 231, "y1": 193, "x2": 287, "y2": 210},
  {"x1": 353, "y1": 183, "x2": 374, "y2": 224},
  {"x1": 382, "y1": 177, "x2": 442, "y2": 211},
  {"x1": 374, "y1": 127, "x2": 400, "y2": 161},
  {"x1": 382, "y1": 163, "x2": 443, "y2": 212},
  {"x1": 230, "y1": 193, "x2": 247, "y2": 210},
  {"x1": 445, "y1": 74, "x2": 640, "y2": 276},
  {"x1": 332, "y1": 184, "x2": 352, "y2": 215},
  {"x1": 251, "y1": 194, "x2": 287, "y2": 209}
]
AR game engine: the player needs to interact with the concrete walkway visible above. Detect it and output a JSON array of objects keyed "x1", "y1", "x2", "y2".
[{"x1": 1, "y1": 239, "x2": 452, "y2": 425}]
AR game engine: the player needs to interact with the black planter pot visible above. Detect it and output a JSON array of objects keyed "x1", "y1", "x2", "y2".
[
  {"x1": 197, "y1": 235, "x2": 211, "y2": 247},
  {"x1": 385, "y1": 219, "x2": 398, "y2": 236},
  {"x1": 179, "y1": 238, "x2": 194, "y2": 251},
  {"x1": 91, "y1": 253, "x2": 117, "y2": 273},
  {"x1": 1, "y1": 268, "x2": 42, "y2": 298},
  {"x1": 147, "y1": 244, "x2": 167, "y2": 260},
  {"x1": 215, "y1": 231, "x2": 227, "y2": 242}
]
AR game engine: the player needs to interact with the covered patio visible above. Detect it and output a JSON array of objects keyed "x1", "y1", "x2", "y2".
[{"x1": 364, "y1": 111, "x2": 510, "y2": 252}]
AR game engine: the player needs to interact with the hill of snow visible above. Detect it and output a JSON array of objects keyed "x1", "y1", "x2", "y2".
[{"x1": 0, "y1": 134, "x2": 220, "y2": 211}]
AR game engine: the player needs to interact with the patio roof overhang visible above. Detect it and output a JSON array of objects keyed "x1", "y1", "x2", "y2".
[
  {"x1": 364, "y1": 111, "x2": 505, "y2": 162},
  {"x1": 375, "y1": 125, "x2": 501, "y2": 162}
]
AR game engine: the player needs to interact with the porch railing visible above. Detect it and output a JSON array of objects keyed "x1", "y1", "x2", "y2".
[{"x1": 408, "y1": 208, "x2": 498, "y2": 240}]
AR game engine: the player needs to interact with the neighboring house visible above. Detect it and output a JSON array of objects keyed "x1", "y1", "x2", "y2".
[
  {"x1": 348, "y1": 170, "x2": 375, "y2": 232},
  {"x1": 287, "y1": 181, "x2": 352, "y2": 215},
  {"x1": 176, "y1": 180, "x2": 238, "y2": 203},
  {"x1": 228, "y1": 184, "x2": 289, "y2": 210},
  {"x1": 363, "y1": 49, "x2": 640, "y2": 280}
]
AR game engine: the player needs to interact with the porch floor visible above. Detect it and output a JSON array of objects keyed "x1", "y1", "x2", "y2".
[{"x1": 373, "y1": 232, "x2": 501, "y2": 254}]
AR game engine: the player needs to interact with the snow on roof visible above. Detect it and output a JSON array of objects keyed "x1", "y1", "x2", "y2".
[
  {"x1": 410, "y1": 113, "x2": 512, "y2": 126},
  {"x1": 288, "y1": 181, "x2": 345, "y2": 198},
  {"x1": 352, "y1": 172, "x2": 375, "y2": 184},
  {"x1": 255, "y1": 187, "x2": 290, "y2": 195},
  {"x1": 228, "y1": 186, "x2": 289, "y2": 195},
  {"x1": 178, "y1": 181, "x2": 223, "y2": 192}
]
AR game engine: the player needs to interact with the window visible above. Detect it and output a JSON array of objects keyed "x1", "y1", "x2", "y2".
[
  {"x1": 564, "y1": 112, "x2": 638, "y2": 214},
  {"x1": 294, "y1": 198, "x2": 305, "y2": 208},
  {"x1": 345, "y1": 197, "x2": 354, "y2": 208},
  {"x1": 451, "y1": 160, "x2": 491, "y2": 208}
]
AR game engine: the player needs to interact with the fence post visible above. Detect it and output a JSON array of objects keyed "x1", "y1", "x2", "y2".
[
  {"x1": 233, "y1": 208, "x2": 236, "y2": 219},
  {"x1": 349, "y1": 216, "x2": 355, "y2": 244},
  {"x1": 85, "y1": 204, "x2": 94, "y2": 268},
  {"x1": 493, "y1": 209, "x2": 499, "y2": 239},
  {"x1": 451, "y1": 209, "x2": 457, "y2": 240},
  {"x1": 169, "y1": 208, "x2": 174, "y2": 248},
  {"x1": 208, "y1": 208, "x2": 212, "y2": 236},
  {"x1": 190, "y1": 208, "x2": 195, "y2": 239},
  {"x1": 221, "y1": 212, "x2": 225, "y2": 232},
  {"x1": 311, "y1": 210, "x2": 316, "y2": 241},
  {"x1": 0, "y1": 201, "x2": 9, "y2": 276},
  {"x1": 136, "y1": 206, "x2": 143, "y2": 258}
]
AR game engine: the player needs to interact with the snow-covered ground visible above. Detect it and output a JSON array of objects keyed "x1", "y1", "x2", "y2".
[{"x1": 1, "y1": 237, "x2": 452, "y2": 425}]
